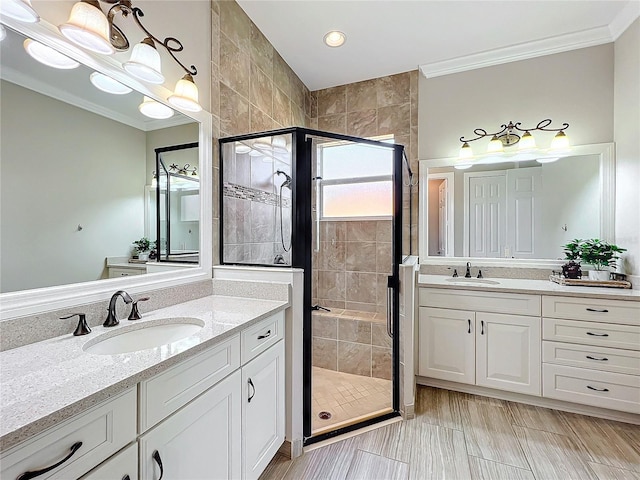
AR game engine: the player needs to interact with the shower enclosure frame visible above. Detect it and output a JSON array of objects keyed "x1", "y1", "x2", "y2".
[{"x1": 219, "y1": 127, "x2": 404, "y2": 445}]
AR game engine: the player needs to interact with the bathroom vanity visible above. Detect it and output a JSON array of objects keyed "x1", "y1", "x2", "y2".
[
  {"x1": 0, "y1": 293, "x2": 288, "y2": 480},
  {"x1": 416, "y1": 275, "x2": 640, "y2": 421}
]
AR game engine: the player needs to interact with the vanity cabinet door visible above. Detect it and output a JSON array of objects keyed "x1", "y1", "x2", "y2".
[
  {"x1": 139, "y1": 370, "x2": 242, "y2": 480},
  {"x1": 81, "y1": 442, "x2": 138, "y2": 480},
  {"x1": 242, "y1": 340, "x2": 285, "y2": 480},
  {"x1": 418, "y1": 307, "x2": 475, "y2": 384},
  {"x1": 476, "y1": 313, "x2": 541, "y2": 396}
]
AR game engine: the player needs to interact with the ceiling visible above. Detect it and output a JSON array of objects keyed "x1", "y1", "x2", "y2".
[{"x1": 237, "y1": 0, "x2": 638, "y2": 91}]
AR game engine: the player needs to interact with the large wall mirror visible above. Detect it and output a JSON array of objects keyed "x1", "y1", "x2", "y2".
[
  {"x1": 0, "y1": 19, "x2": 212, "y2": 318},
  {"x1": 419, "y1": 143, "x2": 615, "y2": 263}
]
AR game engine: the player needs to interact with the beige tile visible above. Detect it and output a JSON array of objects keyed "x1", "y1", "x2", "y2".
[
  {"x1": 376, "y1": 242, "x2": 392, "y2": 274},
  {"x1": 414, "y1": 386, "x2": 464, "y2": 431},
  {"x1": 316, "y1": 241, "x2": 346, "y2": 271},
  {"x1": 378, "y1": 103, "x2": 411, "y2": 137},
  {"x1": 250, "y1": 105, "x2": 274, "y2": 132},
  {"x1": 346, "y1": 241, "x2": 377, "y2": 272},
  {"x1": 317, "y1": 270, "x2": 346, "y2": 302},
  {"x1": 346, "y1": 450, "x2": 409, "y2": 480},
  {"x1": 345, "y1": 301, "x2": 378, "y2": 313},
  {"x1": 376, "y1": 221, "x2": 392, "y2": 242},
  {"x1": 563, "y1": 413, "x2": 640, "y2": 473},
  {"x1": 347, "y1": 222, "x2": 377, "y2": 241},
  {"x1": 507, "y1": 402, "x2": 573, "y2": 435},
  {"x1": 250, "y1": 23, "x2": 273, "y2": 78},
  {"x1": 377, "y1": 72, "x2": 411, "y2": 107},
  {"x1": 272, "y1": 52, "x2": 291, "y2": 95},
  {"x1": 312, "y1": 314, "x2": 337, "y2": 339},
  {"x1": 318, "y1": 114, "x2": 347, "y2": 134},
  {"x1": 322, "y1": 221, "x2": 347, "y2": 242},
  {"x1": 338, "y1": 318, "x2": 372, "y2": 344},
  {"x1": 346, "y1": 272, "x2": 377, "y2": 304},
  {"x1": 220, "y1": 33, "x2": 250, "y2": 97},
  {"x1": 346, "y1": 79, "x2": 378, "y2": 112},
  {"x1": 462, "y1": 400, "x2": 529, "y2": 469},
  {"x1": 250, "y1": 62, "x2": 273, "y2": 116},
  {"x1": 219, "y1": 0, "x2": 251, "y2": 51},
  {"x1": 372, "y1": 323, "x2": 392, "y2": 348},
  {"x1": 346, "y1": 110, "x2": 378, "y2": 138},
  {"x1": 372, "y1": 346, "x2": 392, "y2": 380},
  {"x1": 220, "y1": 84, "x2": 249, "y2": 135},
  {"x1": 513, "y1": 425, "x2": 597, "y2": 480},
  {"x1": 338, "y1": 341, "x2": 371, "y2": 376},
  {"x1": 291, "y1": 103, "x2": 305, "y2": 127},
  {"x1": 468, "y1": 456, "x2": 535, "y2": 480},
  {"x1": 273, "y1": 86, "x2": 292, "y2": 127},
  {"x1": 317, "y1": 85, "x2": 347, "y2": 116},
  {"x1": 589, "y1": 463, "x2": 640, "y2": 480},
  {"x1": 289, "y1": 73, "x2": 307, "y2": 111},
  {"x1": 210, "y1": 62, "x2": 220, "y2": 117},
  {"x1": 313, "y1": 338, "x2": 337, "y2": 370}
]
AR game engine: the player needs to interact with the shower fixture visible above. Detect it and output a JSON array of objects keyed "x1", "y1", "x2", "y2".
[
  {"x1": 275, "y1": 170, "x2": 292, "y2": 253},
  {"x1": 276, "y1": 170, "x2": 292, "y2": 189}
]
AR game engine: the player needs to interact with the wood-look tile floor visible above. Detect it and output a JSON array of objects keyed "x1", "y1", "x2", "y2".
[
  {"x1": 312, "y1": 367, "x2": 392, "y2": 435},
  {"x1": 260, "y1": 385, "x2": 640, "y2": 480}
]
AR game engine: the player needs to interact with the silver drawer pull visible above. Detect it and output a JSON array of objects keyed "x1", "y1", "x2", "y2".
[
  {"x1": 257, "y1": 330, "x2": 271, "y2": 340},
  {"x1": 586, "y1": 332, "x2": 609, "y2": 337},
  {"x1": 587, "y1": 385, "x2": 609, "y2": 392},
  {"x1": 586, "y1": 308, "x2": 609, "y2": 313},
  {"x1": 586, "y1": 355, "x2": 609, "y2": 361}
]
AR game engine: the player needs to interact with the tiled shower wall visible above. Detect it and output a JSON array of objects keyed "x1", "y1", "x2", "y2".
[{"x1": 211, "y1": 1, "x2": 313, "y2": 263}]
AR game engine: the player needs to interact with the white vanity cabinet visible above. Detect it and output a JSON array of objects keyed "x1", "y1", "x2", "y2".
[
  {"x1": 418, "y1": 288, "x2": 541, "y2": 396},
  {"x1": 81, "y1": 443, "x2": 138, "y2": 480}
]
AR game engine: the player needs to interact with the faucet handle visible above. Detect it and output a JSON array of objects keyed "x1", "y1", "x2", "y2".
[
  {"x1": 477, "y1": 269, "x2": 483, "y2": 279},
  {"x1": 452, "y1": 269, "x2": 458, "y2": 277},
  {"x1": 60, "y1": 313, "x2": 91, "y2": 336},
  {"x1": 128, "y1": 297, "x2": 150, "y2": 321}
]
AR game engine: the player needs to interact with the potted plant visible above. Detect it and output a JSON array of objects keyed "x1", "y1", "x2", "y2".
[
  {"x1": 561, "y1": 239, "x2": 582, "y2": 279},
  {"x1": 578, "y1": 239, "x2": 626, "y2": 281},
  {"x1": 133, "y1": 237, "x2": 155, "y2": 261}
]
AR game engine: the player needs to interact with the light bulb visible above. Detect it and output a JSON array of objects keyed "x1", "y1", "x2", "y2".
[
  {"x1": 1, "y1": 0, "x2": 39, "y2": 23},
  {"x1": 550, "y1": 131, "x2": 570, "y2": 152},
  {"x1": 235, "y1": 143, "x2": 251, "y2": 154},
  {"x1": 123, "y1": 37, "x2": 164, "y2": 84},
  {"x1": 487, "y1": 135, "x2": 504, "y2": 153},
  {"x1": 139, "y1": 96, "x2": 174, "y2": 120},
  {"x1": 518, "y1": 131, "x2": 536, "y2": 151},
  {"x1": 323, "y1": 30, "x2": 346, "y2": 47},
  {"x1": 23, "y1": 39, "x2": 80, "y2": 69},
  {"x1": 90, "y1": 72, "x2": 132, "y2": 94},
  {"x1": 168, "y1": 74, "x2": 201, "y2": 112},
  {"x1": 59, "y1": 0, "x2": 114, "y2": 55},
  {"x1": 459, "y1": 142, "x2": 473, "y2": 159}
]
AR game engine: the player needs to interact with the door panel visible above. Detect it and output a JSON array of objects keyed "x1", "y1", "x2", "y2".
[
  {"x1": 468, "y1": 174, "x2": 506, "y2": 257},
  {"x1": 506, "y1": 167, "x2": 542, "y2": 258}
]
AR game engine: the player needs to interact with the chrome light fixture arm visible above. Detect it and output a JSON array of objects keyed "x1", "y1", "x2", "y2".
[{"x1": 105, "y1": 0, "x2": 197, "y2": 76}]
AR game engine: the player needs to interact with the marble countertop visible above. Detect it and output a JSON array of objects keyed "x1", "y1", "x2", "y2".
[
  {"x1": 0, "y1": 294, "x2": 289, "y2": 451},
  {"x1": 418, "y1": 274, "x2": 640, "y2": 301}
]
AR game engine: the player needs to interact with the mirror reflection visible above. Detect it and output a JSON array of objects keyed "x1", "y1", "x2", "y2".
[
  {"x1": 427, "y1": 154, "x2": 601, "y2": 259},
  {"x1": 0, "y1": 25, "x2": 199, "y2": 293}
]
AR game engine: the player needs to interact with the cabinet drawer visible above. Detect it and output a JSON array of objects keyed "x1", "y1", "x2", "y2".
[
  {"x1": 81, "y1": 442, "x2": 138, "y2": 480},
  {"x1": 543, "y1": 318, "x2": 640, "y2": 351},
  {"x1": 241, "y1": 312, "x2": 285, "y2": 364},
  {"x1": 108, "y1": 267, "x2": 145, "y2": 278},
  {"x1": 139, "y1": 335, "x2": 240, "y2": 432},
  {"x1": 419, "y1": 288, "x2": 540, "y2": 316},
  {"x1": 1, "y1": 389, "x2": 136, "y2": 480},
  {"x1": 543, "y1": 364, "x2": 640, "y2": 414},
  {"x1": 542, "y1": 296, "x2": 640, "y2": 326},
  {"x1": 543, "y1": 341, "x2": 640, "y2": 375}
]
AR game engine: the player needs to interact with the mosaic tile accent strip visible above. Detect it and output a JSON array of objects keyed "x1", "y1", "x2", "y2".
[{"x1": 223, "y1": 182, "x2": 291, "y2": 207}]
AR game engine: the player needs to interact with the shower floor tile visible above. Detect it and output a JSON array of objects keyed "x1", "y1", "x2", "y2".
[{"x1": 312, "y1": 366, "x2": 392, "y2": 435}]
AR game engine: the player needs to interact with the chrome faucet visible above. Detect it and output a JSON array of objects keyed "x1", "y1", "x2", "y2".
[
  {"x1": 465, "y1": 262, "x2": 472, "y2": 278},
  {"x1": 104, "y1": 290, "x2": 133, "y2": 327}
]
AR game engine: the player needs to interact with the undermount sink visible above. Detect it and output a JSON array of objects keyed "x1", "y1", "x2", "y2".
[
  {"x1": 445, "y1": 277, "x2": 500, "y2": 286},
  {"x1": 84, "y1": 318, "x2": 205, "y2": 355}
]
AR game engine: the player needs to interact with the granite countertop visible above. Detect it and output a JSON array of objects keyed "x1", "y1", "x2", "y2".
[
  {"x1": 0, "y1": 294, "x2": 289, "y2": 451},
  {"x1": 418, "y1": 274, "x2": 640, "y2": 301}
]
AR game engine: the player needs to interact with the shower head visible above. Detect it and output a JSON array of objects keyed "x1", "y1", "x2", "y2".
[{"x1": 276, "y1": 170, "x2": 292, "y2": 189}]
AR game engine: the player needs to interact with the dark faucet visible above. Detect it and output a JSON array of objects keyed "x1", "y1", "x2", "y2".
[
  {"x1": 465, "y1": 262, "x2": 472, "y2": 278},
  {"x1": 104, "y1": 290, "x2": 133, "y2": 327}
]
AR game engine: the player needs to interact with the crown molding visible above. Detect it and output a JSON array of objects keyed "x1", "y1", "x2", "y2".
[
  {"x1": 420, "y1": 26, "x2": 613, "y2": 79},
  {"x1": 609, "y1": 0, "x2": 640, "y2": 40}
]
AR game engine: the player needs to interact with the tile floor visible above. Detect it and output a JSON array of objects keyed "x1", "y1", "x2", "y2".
[
  {"x1": 312, "y1": 366, "x2": 392, "y2": 434},
  {"x1": 261, "y1": 385, "x2": 640, "y2": 480}
]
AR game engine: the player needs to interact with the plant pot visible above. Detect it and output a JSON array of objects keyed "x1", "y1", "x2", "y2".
[
  {"x1": 562, "y1": 261, "x2": 582, "y2": 279},
  {"x1": 138, "y1": 252, "x2": 150, "y2": 261},
  {"x1": 588, "y1": 270, "x2": 610, "y2": 281}
]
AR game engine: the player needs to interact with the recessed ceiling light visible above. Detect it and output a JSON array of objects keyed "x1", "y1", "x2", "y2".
[
  {"x1": 90, "y1": 72, "x2": 133, "y2": 95},
  {"x1": 323, "y1": 30, "x2": 346, "y2": 48},
  {"x1": 23, "y1": 38, "x2": 80, "y2": 69}
]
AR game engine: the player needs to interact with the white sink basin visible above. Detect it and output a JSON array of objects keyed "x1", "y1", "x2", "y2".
[
  {"x1": 445, "y1": 277, "x2": 500, "y2": 286},
  {"x1": 84, "y1": 318, "x2": 204, "y2": 355}
]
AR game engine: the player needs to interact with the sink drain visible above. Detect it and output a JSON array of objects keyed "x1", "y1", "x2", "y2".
[{"x1": 318, "y1": 411, "x2": 332, "y2": 420}]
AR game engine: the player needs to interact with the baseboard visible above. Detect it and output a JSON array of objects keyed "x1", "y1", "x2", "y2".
[
  {"x1": 401, "y1": 403, "x2": 415, "y2": 420},
  {"x1": 416, "y1": 376, "x2": 640, "y2": 425},
  {"x1": 278, "y1": 439, "x2": 304, "y2": 459}
]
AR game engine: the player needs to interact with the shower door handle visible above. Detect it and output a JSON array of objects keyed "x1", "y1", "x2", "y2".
[{"x1": 386, "y1": 276, "x2": 394, "y2": 338}]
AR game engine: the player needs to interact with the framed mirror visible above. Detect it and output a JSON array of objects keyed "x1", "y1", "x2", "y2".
[
  {"x1": 419, "y1": 143, "x2": 615, "y2": 264},
  {"x1": 0, "y1": 18, "x2": 212, "y2": 319}
]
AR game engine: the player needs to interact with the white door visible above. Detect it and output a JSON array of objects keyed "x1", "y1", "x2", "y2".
[
  {"x1": 476, "y1": 313, "x2": 541, "y2": 396},
  {"x1": 438, "y1": 180, "x2": 448, "y2": 256},
  {"x1": 506, "y1": 167, "x2": 542, "y2": 259},
  {"x1": 139, "y1": 371, "x2": 242, "y2": 480},
  {"x1": 242, "y1": 340, "x2": 285, "y2": 480},
  {"x1": 468, "y1": 174, "x2": 506, "y2": 257},
  {"x1": 418, "y1": 307, "x2": 475, "y2": 384}
]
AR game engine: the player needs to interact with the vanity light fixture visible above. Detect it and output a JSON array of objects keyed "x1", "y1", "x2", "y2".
[
  {"x1": 123, "y1": 36, "x2": 165, "y2": 84},
  {"x1": 167, "y1": 73, "x2": 201, "y2": 112},
  {"x1": 90, "y1": 71, "x2": 132, "y2": 94},
  {"x1": 323, "y1": 30, "x2": 346, "y2": 47},
  {"x1": 139, "y1": 96, "x2": 173, "y2": 120},
  {"x1": 59, "y1": 0, "x2": 114, "y2": 55},
  {"x1": 23, "y1": 38, "x2": 80, "y2": 69},
  {"x1": 0, "y1": 0, "x2": 39, "y2": 23}
]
